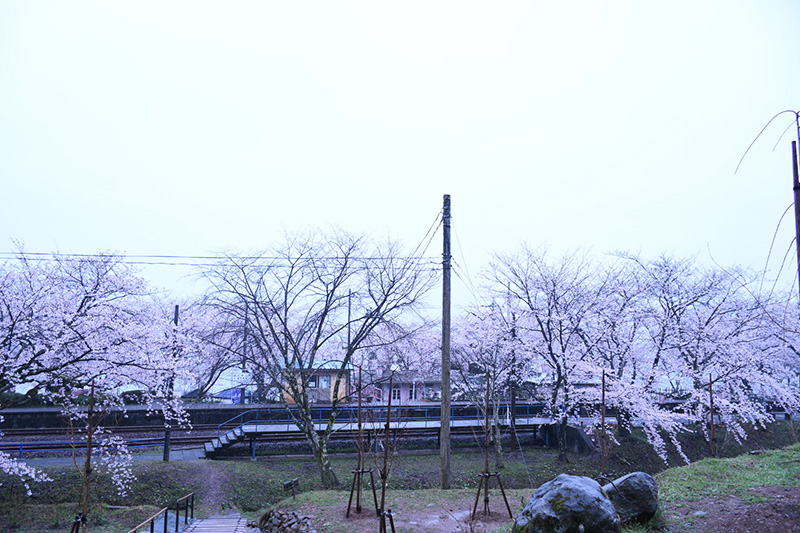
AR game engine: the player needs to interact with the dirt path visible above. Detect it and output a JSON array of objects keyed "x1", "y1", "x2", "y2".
[
  {"x1": 192, "y1": 462, "x2": 234, "y2": 513},
  {"x1": 265, "y1": 484, "x2": 800, "y2": 533},
  {"x1": 272, "y1": 489, "x2": 529, "y2": 533},
  {"x1": 662, "y1": 485, "x2": 800, "y2": 533}
]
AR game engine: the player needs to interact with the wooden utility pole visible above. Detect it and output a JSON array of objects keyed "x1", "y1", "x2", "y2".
[
  {"x1": 163, "y1": 304, "x2": 178, "y2": 461},
  {"x1": 440, "y1": 194, "x2": 452, "y2": 489},
  {"x1": 791, "y1": 141, "x2": 800, "y2": 303},
  {"x1": 240, "y1": 304, "x2": 248, "y2": 405},
  {"x1": 709, "y1": 374, "x2": 717, "y2": 458},
  {"x1": 509, "y1": 310, "x2": 517, "y2": 436},
  {"x1": 601, "y1": 370, "x2": 607, "y2": 475}
]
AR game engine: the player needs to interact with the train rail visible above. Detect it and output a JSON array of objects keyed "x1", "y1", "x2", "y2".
[
  {"x1": 0, "y1": 424, "x2": 222, "y2": 438},
  {"x1": 0, "y1": 421, "x2": 520, "y2": 459},
  {"x1": 0, "y1": 403, "x2": 558, "y2": 459}
]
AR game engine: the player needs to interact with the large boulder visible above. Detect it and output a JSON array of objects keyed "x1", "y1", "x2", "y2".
[
  {"x1": 601, "y1": 472, "x2": 658, "y2": 524},
  {"x1": 512, "y1": 474, "x2": 621, "y2": 533}
]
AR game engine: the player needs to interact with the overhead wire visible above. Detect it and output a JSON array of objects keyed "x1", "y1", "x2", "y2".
[
  {"x1": 401, "y1": 209, "x2": 444, "y2": 279},
  {"x1": 409, "y1": 210, "x2": 443, "y2": 260},
  {"x1": 0, "y1": 207, "x2": 446, "y2": 271},
  {"x1": 451, "y1": 261, "x2": 480, "y2": 306},
  {"x1": 758, "y1": 203, "x2": 795, "y2": 298},
  {"x1": 0, "y1": 251, "x2": 441, "y2": 268},
  {"x1": 735, "y1": 109, "x2": 799, "y2": 174},
  {"x1": 450, "y1": 221, "x2": 481, "y2": 305}
]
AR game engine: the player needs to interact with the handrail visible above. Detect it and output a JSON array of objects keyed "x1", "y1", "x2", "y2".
[
  {"x1": 214, "y1": 403, "x2": 554, "y2": 440},
  {"x1": 214, "y1": 403, "x2": 537, "y2": 441},
  {"x1": 124, "y1": 492, "x2": 194, "y2": 533},
  {"x1": 173, "y1": 493, "x2": 195, "y2": 532},
  {"x1": 125, "y1": 506, "x2": 168, "y2": 533}
]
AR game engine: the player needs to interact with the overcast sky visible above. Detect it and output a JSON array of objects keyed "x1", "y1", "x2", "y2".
[{"x1": 2, "y1": 1, "x2": 799, "y2": 306}]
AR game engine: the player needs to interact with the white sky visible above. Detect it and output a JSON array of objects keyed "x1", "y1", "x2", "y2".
[{"x1": 2, "y1": 1, "x2": 799, "y2": 306}]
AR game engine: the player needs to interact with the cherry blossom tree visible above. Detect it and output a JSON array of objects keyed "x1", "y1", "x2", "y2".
[
  {"x1": 485, "y1": 248, "x2": 800, "y2": 464},
  {"x1": 628, "y1": 255, "x2": 800, "y2": 453},
  {"x1": 0, "y1": 251, "x2": 149, "y2": 407},
  {"x1": 569, "y1": 258, "x2": 691, "y2": 463},
  {"x1": 451, "y1": 303, "x2": 522, "y2": 469},
  {"x1": 0, "y1": 249, "x2": 194, "y2": 523},
  {"x1": 0, "y1": 421, "x2": 51, "y2": 495},
  {"x1": 200, "y1": 230, "x2": 436, "y2": 488},
  {"x1": 175, "y1": 303, "x2": 247, "y2": 401},
  {"x1": 486, "y1": 246, "x2": 611, "y2": 462},
  {"x1": 566, "y1": 254, "x2": 799, "y2": 463}
]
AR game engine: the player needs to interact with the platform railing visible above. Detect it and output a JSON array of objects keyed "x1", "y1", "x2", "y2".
[{"x1": 214, "y1": 403, "x2": 550, "y2": 440}]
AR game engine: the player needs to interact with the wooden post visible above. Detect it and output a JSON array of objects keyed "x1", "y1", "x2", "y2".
[
  {"x1": 601, "y1": 370, "x2": 607, "y2": 475},
  {"x1": 380, "y1": 375, "x2": 394, "y2": 533},
  {"x1": 164, "y1": 305, "x2": 179, "y2": 461},
  {"x1": 709, "y1": 374, "x2": 716, "y2": 458},
  {"x1": 346, "y1": 365, "x2": 378, "y2": 518},
  {"x1": 791, "y1": 141, "x2": 800, "y2": 303},
  {"x1": 471, "y1": 370, "x2": 512, "y2": 519},
  {"x1": 357, "y1": 365, "x2": 363, "y2": 485},
  {"x1": 509, "y1": 309, "x2": 517, "y2": 436},
  {"x1": 483, "y1": 372, "x2": 490, "y2": 514},
  {"x1": 441, "y1": 194, "x2": 452, "y2": 489}
]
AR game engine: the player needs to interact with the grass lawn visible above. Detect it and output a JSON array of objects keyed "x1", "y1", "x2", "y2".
[{"x1": 0, "y1": 421, "x2": 797, "y2": 532}]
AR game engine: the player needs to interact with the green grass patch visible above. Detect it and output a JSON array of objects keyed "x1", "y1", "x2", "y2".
[
  {"x1": 657, "y1": 442, "x2": 800, "y2": 504},
  {"x1": 0, "y1": 503, "x2": 163, "y2": 533},
  {"x1": 0, "y1": 421, "x2": 797, "y2": 532}
]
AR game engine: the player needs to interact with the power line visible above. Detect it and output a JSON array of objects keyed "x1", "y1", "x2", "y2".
[
  {"x1": 451, "y1": 261, "x2": 480, "y2": 305},
  {"x1": 0, "y1": 252, "x2": 441, "y2": 268},
  {"x1": 2, "y1": 207, "x2": 449, "y2": 270},
  {"x1": 409, "y1": 210, "x2": 443, "y2": 260},
  {"x1": 451, "y1": 221, "x2": 479, "y2": 302}
]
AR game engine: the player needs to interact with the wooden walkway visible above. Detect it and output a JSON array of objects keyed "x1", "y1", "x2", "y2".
[{"x1": 182, "y1": 514, "x2": 254, "y2": 532}]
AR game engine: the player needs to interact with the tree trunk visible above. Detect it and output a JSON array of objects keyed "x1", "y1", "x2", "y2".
[
  {"x1": 492, "y1": 399, "x2": 504, "y2": 470},
  {"x1": 557, "y1": 417, "x2": 569, "y2": 462},
  {"x1": 552, "y1": 383, "x2": 569, "y2": 463},
  {"x1": 303, "y1": 421, "x2": 340, "y2": 488},
  {"x1": 314, "y1": 441, "x2": 339, "y2": 489},
  {"x1": 616, "y1": 407, "x2": 633, "y2": 438},
  {"x1": 80, "y1": 382, "x2": 96, "y2": 533}
]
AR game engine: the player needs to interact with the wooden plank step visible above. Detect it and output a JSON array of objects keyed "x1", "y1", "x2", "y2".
[{"x1": 183, "y1": 514, "x2": 253, "y2": 532}]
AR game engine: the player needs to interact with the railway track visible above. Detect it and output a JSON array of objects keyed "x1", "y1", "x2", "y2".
[
  {"x1": 0, "y1": 435, "x2": 209, "y2": 454},
  {"x1": 0, "y1": 403, "x2": 555, "y2": 458},
  {"x1": 0, "y1": 424, "x2": 222, "y2": 438},
  {"x1": 0, "y1": 421, "x2": 508, "y2": 457}
]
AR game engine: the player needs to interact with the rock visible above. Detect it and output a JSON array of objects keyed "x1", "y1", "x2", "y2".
[
  {"x1": 513, "y1": 474, "x2": 621, "y2": 533},
  {"x1": 256, "y1": 508, "x2": 316, "y2": 532},
  {"x1": 601, "y1": 472, "x2": 658, "y2": 524}
]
